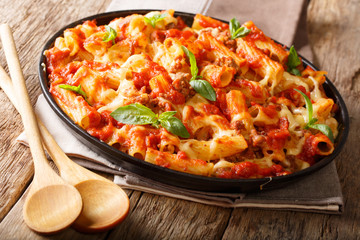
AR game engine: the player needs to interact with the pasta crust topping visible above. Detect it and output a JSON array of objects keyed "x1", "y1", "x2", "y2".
[{"x1": 45, "y1": 10, "x2": 338, "y2": 179}]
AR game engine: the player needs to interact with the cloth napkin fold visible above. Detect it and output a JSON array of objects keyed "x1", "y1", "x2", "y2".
[
  {"x1": 17, "y1": 95, "x2": 343, "y2": 214},
  {"x1": 17, "y1": 0, "x2": 343, "y2": 214}
]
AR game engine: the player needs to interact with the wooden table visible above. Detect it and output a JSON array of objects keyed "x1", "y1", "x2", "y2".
[{"x1": 0, "y1": 0, "x2": 359, "y2": 239}]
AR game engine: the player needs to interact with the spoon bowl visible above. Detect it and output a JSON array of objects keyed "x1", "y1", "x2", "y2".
[
  {"x1": 23, "y1": 184, "x2": 83, "y2": 234},
  {"x1": 72, "y1": 180, "x2": 130, "y2": 233},
  {"x1": 38, "y1": 119, "x2": 131, "y2": 232}
]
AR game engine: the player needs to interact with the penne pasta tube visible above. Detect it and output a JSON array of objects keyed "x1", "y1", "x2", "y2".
[
  {"x1": 200, "y1": 64, "x2": 235, "y2": 87},
  {"x1": 145, "y1": 148, "x2": 214, "y2": 176},
  {"x1": 242, "y1": 21, "x2": 289, "y2": 65},
  {"x1": 179, "y1": 135, "x2": 248, "y2": 161}
]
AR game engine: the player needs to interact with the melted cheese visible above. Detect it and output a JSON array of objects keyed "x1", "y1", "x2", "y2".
[{"x1": 45, "y1": 11, "x2": 338, "y2": 179}]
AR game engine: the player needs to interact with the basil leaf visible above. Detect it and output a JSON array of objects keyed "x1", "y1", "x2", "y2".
[
  {"x1": 287, "y1": 46, "x2": 302, "y2": 76},
  {"x1": 294, "y1": 89, "x2": 334, "y2": 142},
  {"x1": 181, "y1": 45, "x2": 198, "y2": 80},
  {"x1": 58, "y1": 84, "x2": 90, "y2": 104},
  {"x1": 309, "y1": 124, "x2": 334, "y2": 143},
  {"x1": 306, "y1": 118, "x2": 318, "y2": 128},
  {"x1": 229, "y1": 18, "x2": 250, "y2": 40},
  {"x1": 103, "y1": 25, "x2": 117, "y2": 45},
  {"x1": 294, "y1": 89, "x2": 313, "y2": 122},
  {"x1": 110, "y1": 103, "x2": 158, "y2": 126},
  {"x1": 290, "y1": 68, "x2": 301, "y2": 76},
  {"x1": 230, "y1": 18, "x2": 241, "y2": 34},
  {"x1": 144, "y1": 13, "x2": 167, "y2": 28},
  {"x1": 159, "y1": 117, "x2": 190, "y2": 138},
  {"x1": 181, "y1": 46, "x2": 217, "y2": 101},
  {"x1": 159, "y1": 111, "x2": 177, "y2": 120},
  {"x1": 190, "y1": 80, "x2": 216, "y2": 101},
  {"x1": 110, "y1": 104, "x2": 189, "y2": 138}
]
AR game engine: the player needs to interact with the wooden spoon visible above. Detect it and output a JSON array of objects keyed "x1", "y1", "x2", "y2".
[
  {"x1": 0, "y1": 24, "x2": 83, "y2": 234},
  {"x1": 0, "y1": 25, "x2": 130, "y2": 233},
  {"x1": 38, "y1": 119, "x2": 130, "y2": 233}
]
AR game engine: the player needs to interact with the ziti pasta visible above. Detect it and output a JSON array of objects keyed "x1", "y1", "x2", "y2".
[{"x1": 44, "y1": 10, "x2": 338, "y2": 179}]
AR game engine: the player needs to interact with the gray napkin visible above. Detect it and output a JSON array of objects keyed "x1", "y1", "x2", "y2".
[{"x1": 17, "y1": 0, "x2": 343, "y2": 214}]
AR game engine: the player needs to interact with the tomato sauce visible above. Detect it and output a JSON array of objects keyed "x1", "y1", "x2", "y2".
[
  {"x1": 235, "y1": 79, "x2": 263, "y2": 98},
  {"x1": 164, "y1": 29, "x2": 194, "y2": 39},
  {"x1": 132, "y1": 60, "x2": 185, "y2": 104},
  {"x1": 151, "y1": 29, "x2": 195, "y2": 43},
  {"x1": 264, "y1": 117, "x2": 290, "y2": 150},
  {"x1": 166, "y1": 90, "x2": 186, "y2": 105},
  {"x1": 145, "y1": 132, "x2": 161, "y2": 149},
  {"x1": 297, "y1": 133, "x2": 317, "y2": 165},
  {"x1": 48, "y1": 57, "x2": 118, "y2": 85},
  {"x1": 132, "y1": 60, "x2": 169, "y2": 91},
  {"x1": 155, "y1": 152, "x2": 171, "y2": 168},
  {"x1": 49, "y1": 62, "x2": 80, "y2": 84},
  {"x1": 177, "y1": 151, "x2": 189, "y2": 160},
  {"x1": 217, "y1": 161, "x2": 290, "y2": 179},
  {"x1": 176, "y1": 16, "x2": 187, "y2": 30},
  {"x1": 196, "y1": 14, "x2": 228, "y2": 30},
  {"x1": 243, "y1": 25, "x2": 268, "y2": 46},
  {"x1": 214, "y1": 89, "x2": 231, "y2": 120},
  {"x1": 203, "y1": 104, "x2": 222, "y2": 116},
  {"x1": 87, "y1": 111, "x2": 117, "y2": 141},
  {"x1": 115, "y1": 17, "x2": 131, "y2": 41},
  {"x1": 251, "y1": 102, "x2": 278, "y2": 118},
  {"x1": 277, "y1": 86, "x2": 309, "y2": 107},
  {"x1": 45, "y1": 47, "x2": 71, "y2": 73},
  {"x1": 237, "y1": 49, "x2": 262, "y2": 69}
]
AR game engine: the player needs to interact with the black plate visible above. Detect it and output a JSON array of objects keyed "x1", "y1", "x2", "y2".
[{"x1": 38, "y1": 10, "x2": 349, "y2": 192}]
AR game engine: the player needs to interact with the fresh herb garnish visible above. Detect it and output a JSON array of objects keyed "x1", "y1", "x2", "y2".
[
  {"x1": 181, "y1": 46, "x2": 216, "y2": 101},
  {"x1": 144, "y1": 13, "x2": 167, "y2": 28},
  {"x1": 229, "y1": 18, "x2": 251, "y2": 40},
  {"x1": 294, "y1": 89, "x2": 334, "y2": 142},
  {"x1": 287, "y1": 46, "x2": 302, "y2": 76},
  {"x1": 58, "y1": 84, "x2": 90, "y2": 104},
  {"x1": 103, "y1": 25, "x2": 117, "y2": 45},
  {"x1": 110, "y1": 103, "x2": 190, "y2": 138},
  {"x1": 189, "y1": 80, "x2": 217, "y2": 102}
]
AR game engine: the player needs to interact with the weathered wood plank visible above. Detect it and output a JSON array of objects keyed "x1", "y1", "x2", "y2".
[
  {"x1": 0, "y1": 0, "x2": 112, "y2": 222},
  {"x1": 108, "y1": 193, "x2": 232, "y2": 240},
  {"x1": 307, "y1": 0, "x2": 360, "y2": 239}
]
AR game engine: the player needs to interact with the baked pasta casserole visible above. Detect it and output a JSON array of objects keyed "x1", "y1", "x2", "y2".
[{"x1": 44, "y1": 10, "x2": 338, "y2": 179}]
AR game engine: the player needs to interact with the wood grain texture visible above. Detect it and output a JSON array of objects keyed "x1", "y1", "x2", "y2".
[
  {"x1": 108, "y1": 193, "x2": 232, "y2": 240},
  {"x1": 307, "y1": 0, "x2": 360, "y2": 238}
]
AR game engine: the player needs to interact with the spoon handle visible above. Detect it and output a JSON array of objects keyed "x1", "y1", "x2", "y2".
[
  {"x1": 0, "y1": 24, "x2": 49, "y2": 173},
  {"x1": 0, "y1": 62, "x2": 108, "y2": 185}
]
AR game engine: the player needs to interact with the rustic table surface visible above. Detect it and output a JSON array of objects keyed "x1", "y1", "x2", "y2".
[{"x1": 0, "y1": 0, "x2": 359, "y2": 239}]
